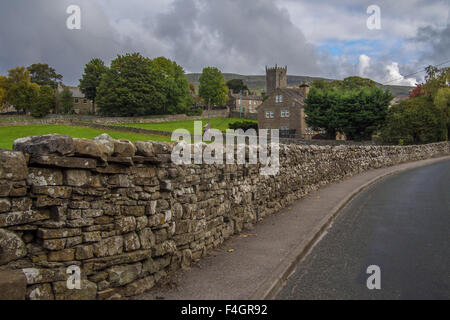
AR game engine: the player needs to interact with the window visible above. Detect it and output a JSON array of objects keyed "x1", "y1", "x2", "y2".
[
  {"x1": 74, "y1": 98, "x2": 79, "y2": 103},
  {"x1": 266, "y1": 111, "x2": 274, "y2": 118},
  {"x1": 83, "y1": 99, "x2": 88, "y2": 104},
  {"x1": 275, "y1": 95, "x2": 283, "y2": 103},
  {"x1": 281, "y1": 110, "x2": 290, "y2": 118}
]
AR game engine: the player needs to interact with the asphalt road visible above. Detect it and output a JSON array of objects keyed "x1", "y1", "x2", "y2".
[{"x1": 277, "y1": 159, "x2": 450, "y2": 300}]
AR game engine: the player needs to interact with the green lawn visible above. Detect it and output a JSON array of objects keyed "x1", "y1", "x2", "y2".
[
  {"x1": 0, "y1": 125, "x2": 171, "y2": 150},
  {"x1": 116, "y1": 117, "x2": 257, "y2": 134}
]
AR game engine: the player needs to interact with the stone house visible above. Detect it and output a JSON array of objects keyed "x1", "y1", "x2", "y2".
[
  {"x1": 257, "y1": 86, "x2": 311, "y2": 138},
  {"x1": 227, "y1": 91, "x2": 263, "y2": 114},
  {"x1": 57, "y1": 84, "x2": 94, "y2": 114}
]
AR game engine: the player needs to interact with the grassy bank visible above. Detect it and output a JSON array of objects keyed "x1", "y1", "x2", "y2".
[
  {"x1": 0, "y1": 125, "x2": 171, "y2": 150},
  {"x1": 116, "y1": 117, "x2": 257, "y2": 134}
]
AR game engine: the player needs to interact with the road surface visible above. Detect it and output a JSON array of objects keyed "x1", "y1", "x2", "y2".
[{"x1": 277, "y1": 159, "x2": 450, "y2": 300}]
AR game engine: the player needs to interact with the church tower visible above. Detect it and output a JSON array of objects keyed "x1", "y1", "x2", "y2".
[{"x1": 266, "y1": 65, "x2": 287, "y2": 95}]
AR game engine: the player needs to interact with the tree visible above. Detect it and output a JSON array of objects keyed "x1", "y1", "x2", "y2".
[
  {"x1": 27, "y1": 63, "x2": 62, "y2": 89},
  {"x1": 150, "y1": 57, "x2": 193, "y2": 115},
  {"x1": 96, "y1": 53, "x2": 164, "y2": 116},
  {"x1": 31, "y1": 85, "x2": 55, "y2": 118},
  {"x1": 337, "y1": 76, "x2": 377, "y2": 90},
  {"x1": 434, "y1": 87, "x2": 450, "y2": 138},
  {"x1": 58, "y1": 87, "x2": 74, "y2": 114},
  {"x1": 381, "y1": 96, "x2": 447, "y2": 144},
  {"x1": 0, "y1": 76, "x2": 7, "y2": 107},
  {"x1": 198, "y1": 67, "x2": 229, "y2": 108},
  {"x1": 305, "y1": 80, "x2": 392, "y2": 140},
  {"x1": 4, "y1": 67, "x2": 40, "y2": 113},
  {"x1": 79, "y1": 58, "x2": 108, "y2": 114},
  {"x1": 226, "y1": 79, "x2": 249, "y2": 94},
  {"x1": 409, "y1": 84, "x2": 423, "y2": 98}
]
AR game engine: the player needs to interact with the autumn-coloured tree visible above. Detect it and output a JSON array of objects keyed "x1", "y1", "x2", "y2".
[{"x1": 409, "y1": 84, "x2": 423, "y2": 98}]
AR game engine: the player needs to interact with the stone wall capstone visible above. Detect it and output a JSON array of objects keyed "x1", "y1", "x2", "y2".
[{"x1": 0, "y1": 134, "x2": 449, "y2": 300}]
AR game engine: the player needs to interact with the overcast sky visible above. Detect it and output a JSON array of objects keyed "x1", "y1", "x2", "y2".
[{"x1": 0, "y1": 0, "x2": 448, "y2": 86}]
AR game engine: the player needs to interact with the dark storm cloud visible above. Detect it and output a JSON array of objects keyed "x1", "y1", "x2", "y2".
[
  {"x1": 0, "y1": 0, "x2": 124, "y2": 84},
  {"x1": 0, "y1": 0, "x2": 448, "y2": 85},
  {"x1": 414, "y1": 23, "x2": 450, "y2": 66},
  {"x1": 153, "y1": 0, "x2": 319, "y2": 75}
]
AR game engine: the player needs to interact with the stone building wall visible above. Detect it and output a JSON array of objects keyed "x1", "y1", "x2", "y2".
[{"x1": 0, "y1": 134, "x2": 448, "y2": 300}]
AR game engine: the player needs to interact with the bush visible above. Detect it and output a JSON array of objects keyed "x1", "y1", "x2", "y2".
[
  {"x1": 186, "y1": 107, "x2": 203, "y2": 116},
  {"x1": 381, "y1": 96, "x2": 447, "y2": 144},
  {"x1": 228, "y1": 120, "x2": 258, "y2": 131},
  {"x1": 31, "y1": 85, "x2": 55, "y2": 118}
]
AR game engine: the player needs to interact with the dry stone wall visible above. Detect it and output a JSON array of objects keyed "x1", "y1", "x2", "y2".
[{"x1": 0, "y1": 134, "x2": 449, "y2": 300}]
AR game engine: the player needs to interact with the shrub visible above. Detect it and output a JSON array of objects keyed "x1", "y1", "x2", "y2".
[{"x1": 228, "y1": 120, "x2": 258, "y2": 131}]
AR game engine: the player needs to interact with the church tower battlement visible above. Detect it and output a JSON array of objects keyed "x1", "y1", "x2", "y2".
[{"x1": 266, "y1": 65, "x2": 287, "y2": 95}]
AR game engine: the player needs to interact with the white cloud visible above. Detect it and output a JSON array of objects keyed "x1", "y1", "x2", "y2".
[
  {"x1": 358, "y1": 54, "x2": 371, "y2": 77},
  {"x1": 384, "y1": 62, "x2": 417, "y2": 86}
]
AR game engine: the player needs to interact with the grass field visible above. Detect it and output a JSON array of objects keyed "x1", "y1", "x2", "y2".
[
  {"x1": 0, "y1": 125, "x2": 171, "y2": 150},
  {"x1": 116, "y1": 117, "x2": 257, "y2": 134}
]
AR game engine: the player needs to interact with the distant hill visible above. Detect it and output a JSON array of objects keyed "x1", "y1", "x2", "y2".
[{"x1": 186, "y1": 73, "x2": 413, "y2": 97}]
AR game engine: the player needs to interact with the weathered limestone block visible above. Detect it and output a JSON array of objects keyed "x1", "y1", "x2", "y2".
[
  {"x1": 152, "y1": 142, "x2": 175, "y2": 154},
  {"x1": 29, "y1": 155, "x2": 97, "y2": 169},
  {"x1": 135, "y1": 141, "x2": 155, "y2": 157},
  {"x1": 83, "y1": 250, "x2": 150, "y2": 273},
  {"x1": 93, "y1": 134, "x2": 115, "y2": 155},
  {"x1": 76, "y1": 245, "x2": 94, "y2": 260},
  {"x1": 32, "y1": 186, "x2": 72, "y2": 198},
  {"x1": 37, "y1": 228, "x2": 82, "y2": 239},
  {"x1": 67, "y1": 217, "x2": 94, "y2": 228},
  {"x1": 107, "y1": 262, "x2": 142, "y2": 287},
  {"x1": 122, "y1": 275, "x2": 155, "y2": 297},
  {"x1": 82, "y1": 209, "x2": 103, "y2": 218},
  {"x1": 64, "y1": 170, "x2": 92, "y2": 187},
  {"x1": 27, "y1": 283, "x2": 54, "y2": 300},
  {"x1": 48, "y1": 248, "x2": 75, "y2": 262},
  {"x1": 121, "y1": 205, "x2": 145, "y2": 217},
  {"x1": 0, "y1": 210, "x2": 49, "y2": 227},
  {"x1": 113, "y1": 139, "x2": 136, "y2": 157},
  {"x1": 22, "y1": 267, "x2": 67, "y2": 285},
  {"x1": 115, "y1": 216, "x2": 136, "y2": 233},
  {"x1": 0, "y1": 269, "x2": 27, "y2": 300},
  {"x1": 124, "y1": 232, "x2": 141, "y2": 252},
  {"x1": 83, "y1": 231, "x2": 102, "y2": 243},
  {"x1": 181, "y1": 249, "x2": 193, "y2": 269},
  {"x1": 13, "y1": 134, "x2": 74, "y2": 156},
  {"x1": 42, "y1": 238, "x2": 66, "y2": 251},
  {"x1": 135, "y1": 167, "x2": 156, "y2": 178},
  {"x1": 0, "y1": 149, "x2": 28, "y2": 180},
  {"x1": 108, "y1": 174, "x2": 132, "y2": 187},
  {"x1": 0, "y1": 198, "x2": 11, "y2": 213},
  {"x1": 143, "y1": 255, "x2": 171, "y2": 274},
  {"x1": 53, "y1": 280, "x2": 97, "y2": 300},
  {"x1": 73, "y1": 138, "x2": 112, "y2": 162},
  {"x1": 152, "y1": 240, "x2": 177, "y2": 257},
  {"x1": 0, "y1": 229, "x2": 27, "y2": 264},
  {"x1": 138, "y1": 228, "x2": 156, "y2": 249},
  {"x1": 27, "y1": 167, "x2": 63, "y2": 186},
  {"x1": 93, "y1": 236, "x2": 124, "y2": 258}
]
